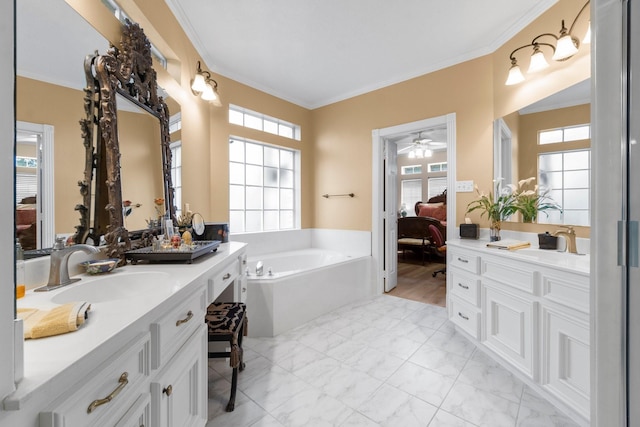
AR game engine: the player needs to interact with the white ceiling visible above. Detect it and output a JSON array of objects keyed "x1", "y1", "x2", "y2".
[
  {"x1": 163, "y1": 0, "x2": 559, "y2": 109},
  {"x1": 17, "y1": 0, "x2": 559, "y2": 110}
]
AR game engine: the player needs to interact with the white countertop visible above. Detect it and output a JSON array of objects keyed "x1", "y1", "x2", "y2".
[
  {"x1": 6, "y1": 242, "x2": 246, "y2": 410},
  {"x1": 448, "y1": 238, "x2": 590, "y2": 275}
]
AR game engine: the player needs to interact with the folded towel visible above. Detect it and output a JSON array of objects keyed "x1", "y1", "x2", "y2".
[{"x1": 18, "y1": 302, "x2": 91, "y2": 339}]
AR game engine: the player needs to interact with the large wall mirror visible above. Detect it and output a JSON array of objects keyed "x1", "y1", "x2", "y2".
[
  {"x1": 16, "y1": 0, "x2": 179, "y2": 256},
  {"x1": 495, "y1": 79, "x2": 591, "y2": 228}
]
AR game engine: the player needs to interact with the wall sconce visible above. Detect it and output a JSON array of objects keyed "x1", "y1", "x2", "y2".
[
  {"x1": 191, "y1": 61, "x2": 222, "y2": 106},
  {"x1": 505, "y1": 0, "x2": 590, "y2": 86}
]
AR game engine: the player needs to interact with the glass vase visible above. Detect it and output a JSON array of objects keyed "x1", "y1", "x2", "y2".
[{"x1": 490, "y1": 220, "x2": 501, "y2": 242}]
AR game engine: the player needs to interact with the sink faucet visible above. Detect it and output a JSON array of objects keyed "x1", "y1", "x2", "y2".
[
  {"x1": 35, "y1": 243, "x2": 101, "y2": 292},
  {"x1": 553, "y1": 226, "x2": 578, "y2": 254},
  {"x1": 255, "y1": 261, "x2": 264, "y2": 276}
]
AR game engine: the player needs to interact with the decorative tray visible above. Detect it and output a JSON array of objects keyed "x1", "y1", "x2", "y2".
[{"x1": 125, "y1": 240, "x2": 221, "y2": 264}]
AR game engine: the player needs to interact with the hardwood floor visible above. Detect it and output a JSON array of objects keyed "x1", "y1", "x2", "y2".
[{"x1": 386, "y1": 252, "x2": 447, "y2": 307}]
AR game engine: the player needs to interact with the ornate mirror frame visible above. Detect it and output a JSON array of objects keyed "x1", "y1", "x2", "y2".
[{"x1": 75, "y1": 20, "x2": 176, "y2": 260}]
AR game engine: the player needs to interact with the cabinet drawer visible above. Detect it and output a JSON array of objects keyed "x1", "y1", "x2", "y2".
[
  {"x1": 208, "y1": 259, "x2": 240, "y2": 302},
  {"x1": 482, "y1": 258, "x2": 536, "y2": 294},
  {"x1": 40, "y1": 333, "x2": 150, "y2": 427},
  {"x1": 114, "y1": 393, "x2": 151, "y2": 427},
  {"x1": 450, "y1": 296, "x2": 480, "y2": 339},
  {"x1": 449, "y1": 251, "x2": 479, "y2": 274},
  {"x1": 541, "y1": 270, "x2": 589, "y2": 314},
  {"x1": 450, "y1": 268, "x2": 480, "y2": 307},
  {"x1": 151, "y1": 289, "x2": 206, "y2": 370}
]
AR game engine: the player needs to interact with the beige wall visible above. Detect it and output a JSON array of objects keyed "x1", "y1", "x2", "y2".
[{"x1": 37, "y1": 0, "x2": 590, "y2": 238}]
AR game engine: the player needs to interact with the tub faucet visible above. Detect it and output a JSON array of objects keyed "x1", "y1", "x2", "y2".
[
  {"x1": 35, "y1": 243, "x2": 101, "y2": 292},
  {"x1": 255, "y1": 261, "x2": 264, "y2": 276},
  {"x1": 553, "y1": 226, "x2": 578, "y2": 254}
]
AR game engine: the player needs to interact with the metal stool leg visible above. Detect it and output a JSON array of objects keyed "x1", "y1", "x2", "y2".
[{"x1": 226, "y1": 364, "x2": 238, "y2": 412}]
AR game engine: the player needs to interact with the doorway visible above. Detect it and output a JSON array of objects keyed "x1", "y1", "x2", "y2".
[
  {"x1": 371, "y1": 113, "x2": 456, "y2": 299},
  {"x1": 16, "y1": 121, "x2": 55, "y2": 249}
]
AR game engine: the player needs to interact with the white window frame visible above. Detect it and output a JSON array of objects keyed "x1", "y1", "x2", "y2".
[
  {"x1": 538, "y1": 123, "x2": 591, "y2": 145},
  {"x1": 229, "y1": 105, "x2": 301, "y2": 141},
  {"x1": 170, "y1": 141, "x2": 181, "y2": 216},
  {"x1": 537, "y1": 148, "x2": 590, "y2": 226},
  {"x1": 401, "y1": 165, "x2": 422, "y2": 175},
  {"x1": 229, "y1": 137, "x2": 301, "y2": 233},
  {"x1": 427, "y1": 162, "x2": 448, "y2": 173},
  {"x1": 400, "y1": 179, "x2": 422, "y2": 216},
  {"x1": 428, "y1": 177, "x2": 448, "y2": 199}
]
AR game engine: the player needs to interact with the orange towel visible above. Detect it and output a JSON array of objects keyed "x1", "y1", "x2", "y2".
[{"x1": 17, "y1": 302, "x2": 91, "y2": 339}]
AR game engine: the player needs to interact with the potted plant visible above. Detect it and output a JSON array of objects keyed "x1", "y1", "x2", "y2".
[
  {"x1": 466, "y1": 179, "x2": 518, "y2": 241},
  {"x1": 512, "y1": 177, "x2": 562, "y2": 223}
]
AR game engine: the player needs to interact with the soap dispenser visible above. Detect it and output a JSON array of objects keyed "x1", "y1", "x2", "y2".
[{"x1": 15, "y1": 239, "x2": 25, "y2": 299}]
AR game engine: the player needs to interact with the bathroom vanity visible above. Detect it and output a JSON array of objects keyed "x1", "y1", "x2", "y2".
[
  {"x1": 1, "y1": 242, "x2": 247, "y2": 427},
  {"x1": 447, "y1": 239, "x2": 590, "y2": 424}
]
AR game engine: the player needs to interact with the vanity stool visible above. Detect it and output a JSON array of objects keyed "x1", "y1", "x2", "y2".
[{"x1": 205, "y1": 302, "x2": 247, "y2": 412}]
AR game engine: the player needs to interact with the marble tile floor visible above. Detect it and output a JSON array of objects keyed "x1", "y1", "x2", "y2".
[{"x1": 206, "y1": 294, "x2": 581, "y2": 427}]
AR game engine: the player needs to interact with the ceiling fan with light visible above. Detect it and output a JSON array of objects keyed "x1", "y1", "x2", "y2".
[{"x1": 397, "y1": 131, "x2": 446, "y2": 158}]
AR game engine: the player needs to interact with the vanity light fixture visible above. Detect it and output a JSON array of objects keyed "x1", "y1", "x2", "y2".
[
  {"x1": 505, "y1": 0, "x2": 590, "y2": 86},
  {"x1": 191, "y1": 61, "x2": 222, "y2": 107}
]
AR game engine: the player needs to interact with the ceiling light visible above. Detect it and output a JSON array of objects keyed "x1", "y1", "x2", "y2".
[
  {"x1": 191, "y1": 61, "x2": 222, "y2": 106},
  {"x1": 504, "y1": 1, "x2": 589, "y2": 85},
  {"x1": 423, "y1": 149, "x2": 433, "y2": 158},
  {"x1": 527, "y1": 46, "x2": 549, "y2": 73},
  {"x1": 408, "y1": 150, "x2": 416, "y2": 159},
  {"x1": 505, "y1": 59, "x2": 525, "y2": 86}
]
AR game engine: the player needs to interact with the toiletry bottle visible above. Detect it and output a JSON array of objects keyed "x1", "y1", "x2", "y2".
[{"x1": 15, "y1": 239, "x2": 25, "y2": 299}]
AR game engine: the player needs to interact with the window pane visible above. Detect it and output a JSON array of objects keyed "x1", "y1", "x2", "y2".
[
  {"x1": 280, "y1": 211, "x2": 294, "y2": 229},
  {"x1": 229, "y1": 185, "x2": 245, "y2": 209},
  {"x1": 539, "y1": 130, "x2": 563, "y2": 145},
  {"x1": 246, "y1": 186, "x2": 263, "y2": 210},
  {"x1": 264, "y1": 167, "x2": 278, "y2": 187},
  {"x1": 281, "y1": 169, "x2": 294, "y2": 188},
  {"x1": 539, "y1": 171, "x2": 562, "y2": 190},
  {"x1": 229, "y1": 109, "x2": 243, "y2": 126},
  {"x1": 401, "y1": 180, "x2": 422, "y2": 216},
  {"x1": 229, "y1": 140, "x2": 244, "y2": 162},
  {"x1": 280, "y1": 189, "x2": 294, "y2": 210},
  {"x1": 563, "y1": 189, "x2": 590, "y2": 209},
  {"x1": 264, "y1": 211, "x2": 278, "y2": 230},
  {"x1": 245, "y1": 143, "x2": 263, "y2": 165},
  {"x1": 229, "y1": 210, "x2": 244, "y2": 233},
  {"x1": 245, "y1": 211, "x2": 262, "y2": 232},
  {"x1": 264, "y1": 119, "x2": 278, "y2": 135},
  {"x1": 279, "y1": 124, "x2": 293, "y2": 139},
  {"x1": 441, "y1": 163, "x2": 447, "y2": 171},
  {"x1": 538, "y1": 209, "x2": 563, "y2": 224},
  {"x1": 264, "y1": 188, "x2": 279, "y2": 209},
  {"x1": 564, "y1": 125, "x2": 590, "y2": 142},
  {"x1": 564, "y1": 150, "x2": 590, "y2": 170},
  {"x1": 280, "y1": 150, "x2": 293, "y2": 169},
  {"x1": 245, "y1": 113, "x2": 262, "y2": 131},
  {"x1": 246, "y1": 164, "x2": 263, "y2": 186},
  {"x1": 564, "y1": 170, "x2": 589, "y2": 189},
  {"x1": 172, "y1": 169, "x2": 181, "y2": 187},
  {"x1": 539, "y1": 153, "x2": 563, "y2": 172},
  {"x1": 229, "y1": 162, "x2": 244, "y2": 185},
  {"x1": 264, "y1": 147, "x2": 279, "y2": 167},
  {"x1": 173, "y1": 146, "x2": 181, "y2": 165},
  {"x1": 564, "y1": 210, "x2": 589, "y2": 226}
]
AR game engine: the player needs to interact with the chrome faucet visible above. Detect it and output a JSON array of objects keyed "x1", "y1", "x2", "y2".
[
  {"x1": 35, "y1": 243, "x2": 101, "y2": 292},
  {"x1": 553, "y1": 226, "x2": 578, "y2": 254},
  {"x1": 255, "y1": 261, "x2": 264, "y2": 276}
]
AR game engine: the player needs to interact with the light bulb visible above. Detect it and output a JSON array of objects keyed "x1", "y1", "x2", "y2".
[
  {"x1": 528, "y1": 50, "x2": 549, "y2": 73},
  {"x1": 201, "y1": 82, "x2": 216, "y2": 101},
  {"x1": 553, "y1": 35, "x2": 579, "y2": 60}
]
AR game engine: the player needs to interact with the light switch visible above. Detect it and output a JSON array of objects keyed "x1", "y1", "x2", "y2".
[{"x1": 455, "y1": 180, "x2": 474, "y2": 192}]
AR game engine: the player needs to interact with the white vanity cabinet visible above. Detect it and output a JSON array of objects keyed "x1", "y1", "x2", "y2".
[
  {"x1": 447, "y1": 240, "x2": 590, "y2": 423},
  {"x1": 2, "y1": 242, "x2": 248, "y2": 427}
]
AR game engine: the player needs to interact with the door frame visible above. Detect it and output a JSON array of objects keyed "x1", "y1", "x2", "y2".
[
  {"x1": 371, "y1": 113, "x2": 456, "y2": 295},
  {"x1": 16, "y1": 121, "x2": 54, "y2": 249}
]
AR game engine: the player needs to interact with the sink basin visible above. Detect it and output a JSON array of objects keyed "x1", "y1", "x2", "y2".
[{"x1": 51, "y1": 271, "x2": 178, "y2": 304}]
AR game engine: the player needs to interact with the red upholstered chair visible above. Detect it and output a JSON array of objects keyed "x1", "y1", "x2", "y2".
[{"x1": 428, "y1": 224, "x2": 447, "y2": 277}]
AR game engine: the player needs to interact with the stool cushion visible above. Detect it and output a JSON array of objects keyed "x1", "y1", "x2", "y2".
[{"x1": 206, "y1": 302, "x2": 246, "y2": 368}]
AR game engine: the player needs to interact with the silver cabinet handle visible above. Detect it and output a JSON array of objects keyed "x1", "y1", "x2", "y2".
[
  {"x1": 242, "y1": 287, "x2": 247, "y2": 292},
  {"x1": 223, "y1": 273, "x2": 231, "y2": 280},
  {"x1": 458, "y1": 283, "x2": 469, "y2": 290},
  {"x1": 176, "y1": 310, "x2": 193, "y2": 327},
  {"x1": 458, "y1": 312, "x2": 469, "y2": 321},
  {"x1": 87, "y1": 372, "x2": 128, "y2": 413},
  {"x1": 457, "y1": 257, "x2": 469, "y2": 263}
]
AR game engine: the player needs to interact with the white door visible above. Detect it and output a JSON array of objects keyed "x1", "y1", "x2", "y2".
[{"x1": 384, "y1": 139, "x2": 398, "y2": 292}]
